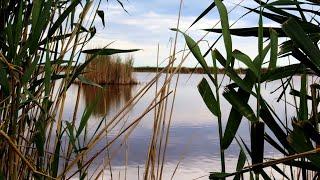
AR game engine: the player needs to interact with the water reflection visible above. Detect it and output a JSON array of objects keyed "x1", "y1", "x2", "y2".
[
  {"x1": 63, "y1": 73, "x2": 302, "y2": 179},
  {"x1": 82, "y1": 84, "x2": 135, "y2": 116}
]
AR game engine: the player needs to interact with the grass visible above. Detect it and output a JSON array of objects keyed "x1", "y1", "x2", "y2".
[{"x1": 84, "y1": 54, "x2": 137, "y2": 85}]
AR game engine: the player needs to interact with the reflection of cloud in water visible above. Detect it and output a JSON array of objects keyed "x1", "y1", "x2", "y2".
[
  {"x1": 80, "y1": 125, "x2": 282, "y2": 180},
  {"x1": 64, "y1": 73, "x2": 300, "y2": 179},
  {"x1": 82, "y1": 85, "x2": 135, "y2": 116}
]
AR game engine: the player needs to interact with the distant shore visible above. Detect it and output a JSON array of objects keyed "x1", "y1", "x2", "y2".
[
  {"x1": 57, "y1": 66, "x2": 269, "y2": 74},
  {"x1": 134, "y1": 67, "x2": 269, "y2": 74}
]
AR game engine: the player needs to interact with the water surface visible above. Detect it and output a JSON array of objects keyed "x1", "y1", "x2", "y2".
[{"x1": 62, "y1": 72, "x2": 304, "y2": 179}]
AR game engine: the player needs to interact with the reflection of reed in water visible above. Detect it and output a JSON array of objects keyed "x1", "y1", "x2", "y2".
[{"x1": 82, "y1": 85, "x2": 134, "y2": 116}]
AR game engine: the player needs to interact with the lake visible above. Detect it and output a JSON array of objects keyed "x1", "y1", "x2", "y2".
[{"x1": 60, "y1": 72, "x2": 303, "y2": 179}]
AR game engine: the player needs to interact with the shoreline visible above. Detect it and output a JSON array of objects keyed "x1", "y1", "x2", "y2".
[{"x1": 133, "y1": 67, "x2": 268, "y2": 74}]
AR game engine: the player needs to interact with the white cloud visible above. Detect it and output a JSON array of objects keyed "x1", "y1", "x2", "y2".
[{"x1": 85, "y1": 1, "x2": 282, "y2": 67}]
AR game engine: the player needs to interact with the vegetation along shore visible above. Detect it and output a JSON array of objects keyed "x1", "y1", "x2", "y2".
[{"x1": 1, "y1": 0, "x2": 320, "y2": 179}]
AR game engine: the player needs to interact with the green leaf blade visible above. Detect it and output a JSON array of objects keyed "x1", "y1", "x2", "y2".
[
  {"x1": 214, "y1": 0, "x2": 232, "y2": 66},
  {"x1": 198, "y1": 78, "x2": 221, "y2": 117}
]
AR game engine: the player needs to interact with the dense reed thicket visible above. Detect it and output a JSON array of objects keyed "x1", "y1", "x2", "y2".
[
  {"x1": 0, "y1": 0, "x2": 141, "y2": 179},
  {"x1": 176, "y1": 0, "x2": 320, "y2": 179},
  {"x1": 84, "y1": 54, "x2": 137, "y2": 85}
]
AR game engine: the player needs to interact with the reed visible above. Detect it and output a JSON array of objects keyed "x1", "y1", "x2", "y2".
[
  {"x1": 177, "y1": 0, "x2": 320, "y2": 179},
  {"x1": 0, "y1": 0, "x2": 189, "y2": 179},
  {"x1": 0, "y1": 0, "x2": 145, "y2": 179},
  {"x1": 84, "y1": 54, "x2": 137, "y2": 85}
]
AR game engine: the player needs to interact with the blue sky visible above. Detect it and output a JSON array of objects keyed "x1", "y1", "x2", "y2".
[{"x1": 86, "y1": 0, "x2": 278, "y2": 67}]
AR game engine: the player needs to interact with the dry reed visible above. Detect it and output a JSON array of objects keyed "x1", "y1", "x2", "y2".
[{"x1": 84, "y1": 54, "x2": 137, "y2": 85}]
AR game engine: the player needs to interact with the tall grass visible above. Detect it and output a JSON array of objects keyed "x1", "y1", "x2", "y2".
[
  {"x1": 84, "y1": 54, "x2": 137, "y2": 85},
  {"x1": 176, "y1": 0, "x2": 320, "y2": 179}
]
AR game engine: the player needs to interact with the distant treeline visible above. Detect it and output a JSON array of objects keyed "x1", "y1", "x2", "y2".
[
  {"x1": 134, "y1": 67, "x2": 269, "y2": 74},
  {"x1": 57, "y1": 66, "x2": 270, "y2": 75}
]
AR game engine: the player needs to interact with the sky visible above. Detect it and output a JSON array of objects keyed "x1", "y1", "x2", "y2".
[{"x1": 85, "y1": 0, "x2": 279, "y2": 67}]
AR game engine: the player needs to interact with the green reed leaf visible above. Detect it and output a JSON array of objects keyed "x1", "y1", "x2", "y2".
[
  {"x1": 51, "y1": 124, "x2": 64, "y2": 177},
  {"x1": 189, "y1": 1, "x2": 220, "y2": 28},
  {"x1": 22, "y1": 55, "x2": 40, "y2": 85},
  {"x1": 215, "y1": 0, "x2": 232, "y2": 66},
  {"x1": 31, "y1": 0, "x2": 43, "y2": 28},
  {"x1": 33, "y1": 123, "x2": 45, "y2": 157},
  {"x1": 260, "y1": 100, "x2": 293, "y2": 153},
  {"x1": 261, "y1": 64, "x2": 304, "y2": 82},
  {"x1": 47, "y1": 0, "x2": 81, "y2": 37},
  {"x1": 116, "y1": 0, "x2": 128, "y2": 13},
  {"x1": 223, "y1": 87, "x2": 257, "y2": 122},
  {"x1": 204, "y1": 27, "x2": 286, "y2": 37},
  {"x1": 267, "y1": 0, "x2": 314, "y2": 6},
  {"x1": 214, "y1": 49, "x2": 257, "y2": 96},
  {"x1": 270, "y1": 165, "x2": 290, "y2": 179},
  {"x1": 251, "y1": 121, "x2": 265, "y2": 173},
  {"x1": 97, "y1": 10, "x2": 105, "y2": 27},
  {"x1": 66, "y1": 122, "x2": 77, "y2": 151},
  {"x1": 209, "y1": 172, "x2": 231, "y2": 179},
  {"x1": 171, "y1": 28, "x2": 216, "y2": 83},
  {"x1": 296, "y1": 121, "x2": 320, "y2": 145},
  {"x1": 233, "y1": 50, "x2": 259, "y2": 77},
  {"x1": 77, "y1": 75, "x2": 103, "y2": 88},
  {"x1": 299, "y1": 72, "x2": 308, "y2": 121},
  {"x1": 5, "y1": 24, "x2": 14, "y2": 60},
  {"x1": 245, "y1": 6, "x2": 287, "y2": 24},
  {"x1": 198, "y1": 78, "x2": 220, "y2": 117},
  {"x1": 0, "y1": 171, "x2": 4, "y2": 180},
  {"x1": 44, "y1": 50, "x2": 52, "y2": 96},
  {"x1": 221, "y1": 43, "x2": 270, "y2": 149},
  {"x1": 252, "y1": 0, "x2": 299, "y2": 21},
  {"x1": 268, "y1": 28, "x2": 278, "y2": 70},
  {"x1": 265, "y1": 133, "x2": 288, "y2": 156},
  {"x1": 288, "y1": 121, "x2": 320, "y2": 168},
  {"x1": 76, "y1": 95, "x2": 100, "y2": 138},
  {"x1": 282, "y1": 18, "x2": 320, "y2": 70},
  {"x1": 12, "y1": 3, "x2": 23, "y2": 63},
  {"x1": 0, "y1": 65, "x2": 10, "y2": 97},
  {"x1": 28, "y1": 0, "x2": 51, "y2": 56},
  {"x1": 82, "y1": 48, "x2": 140, "y2": 55},
  {"x1": 233, "y1": 149, "x2": 246, "y2": 180}
]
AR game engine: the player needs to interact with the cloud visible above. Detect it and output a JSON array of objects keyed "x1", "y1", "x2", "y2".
[{"x1": 85, "y1": 0, "x2": 282, "y2": 67}]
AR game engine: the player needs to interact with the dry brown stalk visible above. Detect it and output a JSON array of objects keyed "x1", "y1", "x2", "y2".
[{"x1": 0, "y1": 130, "x2": 56, "y2": 179}]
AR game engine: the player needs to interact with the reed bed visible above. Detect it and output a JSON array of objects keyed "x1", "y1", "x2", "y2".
[
  {"x1": 84, "y1": 54, "x2": 137, "y2": 85},
  {"x1": 0, "y1": 0, "x2": 188, "y2": 179},
  {"x1": 0, "y1": 0, "x2": 165, "y2": 179}
]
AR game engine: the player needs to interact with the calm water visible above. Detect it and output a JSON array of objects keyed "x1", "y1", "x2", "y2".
[{"x1": 60, "y1": 72, "x2": 307, "y2": 179}]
